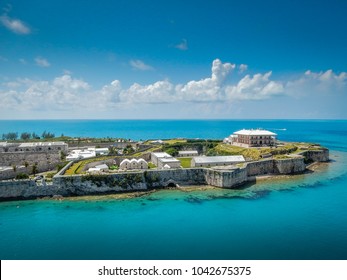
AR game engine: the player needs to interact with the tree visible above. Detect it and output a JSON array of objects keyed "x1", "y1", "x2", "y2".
[
  {"x1": 165, "y1": 147, "x2": 178, "y2": 156},
  {"x1": 32, "y1": 164, "x2": 38, "y2": 176},
  {"x1": 20, "y1": 132, "x2": 31, "y2": 140},
  {"x1": 2, "y1": 132, "x2": 18, "y2": 140},
  {"x1": 16, "y1": 173, "x2": 29, "y2": 179},
  {"x1": 123, "y1": 145, "x2": 135, "y2": 155},
  {"x1": 42, "y1": 131, "x2": 55, "y2": 139},
  {"x1": 32, "y1": 132, "x2": 40, "y2": 139},
  {"x1": 108, "y1": 146, "x2": 117, "y2": 155}
]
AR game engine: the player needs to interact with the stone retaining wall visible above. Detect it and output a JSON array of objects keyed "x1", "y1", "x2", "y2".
[{"x1": 0, "y1": 152, "x2": 61, "y2": 173}]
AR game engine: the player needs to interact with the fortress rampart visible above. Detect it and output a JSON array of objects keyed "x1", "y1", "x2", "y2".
[{"x1": 0, "y1": 149, "x2": 329, "y2": 201}]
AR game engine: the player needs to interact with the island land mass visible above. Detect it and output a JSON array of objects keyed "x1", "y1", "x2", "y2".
[{"x1": 0, "y1": 129, "x2": 329, "y2": 201}]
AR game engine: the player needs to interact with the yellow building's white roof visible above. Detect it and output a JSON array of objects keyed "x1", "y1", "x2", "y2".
[{"x1": 234, "y1": 129, "x2": 277, "y2": 136}]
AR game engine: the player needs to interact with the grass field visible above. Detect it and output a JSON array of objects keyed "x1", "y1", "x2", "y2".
[
  {"x1": 64, "y1": 156, "x2": 114, "y2": 175},
  {"x1": 164, "y1": 139, "x2": 187, "y2": 145},
  {"x1": 178, "y1": 157, "x2": 192, "y2": 168}
]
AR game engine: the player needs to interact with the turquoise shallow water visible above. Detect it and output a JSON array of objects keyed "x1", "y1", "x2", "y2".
[{"x1": 0, "y1": 120, "x2": 347, "y2": 259}]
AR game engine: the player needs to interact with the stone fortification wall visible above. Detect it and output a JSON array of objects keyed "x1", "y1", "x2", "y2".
[
  {"x1": 273, "y1": 158, "x2": 306, "y2": 174},
  {"x1": 144, "y1": 168, "x2": 206, "y2": 188},
  {"x1": 0, "y1": 179, "x2": 59, "y2": 200},
  {"x1": 204, "y1": 168, "x2": 247, "y2": 188},
  {"x1": 246, "y1": 159, "x2": 274, "y2": 176},
  {"x1": 301, "y1": 149, "x2": 329, "y2": 162},
  {"x1": 0, "y1": 152, "x2": 61, "y2": 173},
  {"x1": 0, "y1": 149, "x2": 329, "y2": 201},
  {"x1": 53, "y1": 173, "x2": 147, "y2": 196},
  {"x1": 0, "y1": 166, "x2": 28, "y2": 180},
  {"x1": 54, "y1": 168, "x2": 206, "y2": 192}
]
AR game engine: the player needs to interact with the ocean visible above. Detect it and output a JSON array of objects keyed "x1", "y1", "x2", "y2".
[{"x1": 0, "y1": 120, "x2": 347, "y2": 259}]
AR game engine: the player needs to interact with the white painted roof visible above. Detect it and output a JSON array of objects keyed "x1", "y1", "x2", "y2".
[
  {"x1": 152, "y1": 152, "x2": 172, "y2": 158},
  {"x1": 233, "y1": 129, "x2": 277, "y2": 136},
  {"x1": 159, "y1": 157, "x2": 180, "y2": 163},
  {"x1": 178, "y1": 150, "x2": 198, "y2": 155},
  {"x1": 88, "y1": 168, "x2": 101, "y2": 172},
  {"x1": 95, "y1": 148, "x2": 109, "y2": 152},
  {"x1": 120, "y1": 159, "x2": 131, "y2": 164},
  {"x1": 193, "y1": 155, "x2": 245, "y2": 164},
  {"x1": 95, "y1": 164, "x2": 109, "y2": 170},
  {"x1": 18, "y1": 141, "x2": 66, "y2": 147}
]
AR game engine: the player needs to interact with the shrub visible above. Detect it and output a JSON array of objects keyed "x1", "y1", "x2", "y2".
[{"x1": 16, "y1": 173, "x2": 29, "y2": 179}]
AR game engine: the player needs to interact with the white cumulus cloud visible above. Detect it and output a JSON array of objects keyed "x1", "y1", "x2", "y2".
[
  {"x1": 121, "y1": 80, "x2": 175, "y2": 103},
  {"x1": 286, "y1": 69, "x2": 347, "y2": 96},
  {"x1": 178, "y1": 59, "x2": 235, "y2": 101},
  {"x1": 239, "y1": 64, "x2": 248, "y2": 73},
  {"x1": 98, "y1": 80, "x2": 122, "y2": 106},
  {"x1": 0, "y1": 75, "x2": 91, "y2": 111},
  {"x1": 175, "y1": 39, "x2": 188, "y2": 51},
  {"x1": 0, "y1": 14, "x2": 31, "y2": 34},
  {"x1": 35, "y1": 57, "x2": 51, "y2": 67},
  {"x1": 1, "y1": 59, "x2": 346, "y2": 119},
  {"x1": 225, "y1": 72, "x2": 284, "y2": 100},
  {"x1": 130, "y1": 59, "x2": 153, "y2": 71}
]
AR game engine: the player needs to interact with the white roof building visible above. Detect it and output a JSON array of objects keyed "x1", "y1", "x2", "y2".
[
  {"x1": 119, "y1": 158, "x2": 148, "y2": 170},
  {"x1": 228, "y1": 129, "x2": 277, "y2": 147},
  {"x1": 178, "y1": 150, "x2": 198, "y2": 157},
  {"x1": 66, "y1": 149, "x2": 96, "y2": 160},
  {"x1": 87, "y1": 164, "x2": 109, "y2": 173},
  {"x1": 233, "y1": 129, "x2": 277, "y2": 136},
  {"x1": 95, "y1": 148, "x2": 109, "y2": 155},
  {"x1": 192, "y1": 155, "x2": 245, "y2": 167}
]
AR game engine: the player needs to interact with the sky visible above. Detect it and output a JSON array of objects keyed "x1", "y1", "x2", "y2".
[{"x1": 0, "y1": 0, "x2": 346, "y2": 119}]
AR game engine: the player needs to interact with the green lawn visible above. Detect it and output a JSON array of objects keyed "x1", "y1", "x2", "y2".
[
  {"x1": 178, "y1": 157, "x2": 192, "y2": 168},
  {"x1": 64, "y1": 155, "x2": 114, "y2": 175},
  {"x1": 148, "y1": 162, "x2": 157, "y2": 169},
  {"x1": 164, "y1": 139, "x2": 187, "y2": 145}
]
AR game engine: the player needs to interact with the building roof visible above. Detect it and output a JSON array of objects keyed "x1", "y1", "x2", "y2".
[
  {"x1": 152, "y1": 152, "x2": 172, "y2": 158},
  {"x1": 178, "y1": 150, "x2": 198, "y2": 155},
  {"x1": 193, "y1": 155, "x2": 245, "y2": 164},
  {"x1": 18, "y1": 142, "x2": 67, "y2": 147},
  {"x1": 95, "y1": 164, "x2": 109, "y2": 170},
  {"x1": 95, "y1": 148, "x2": 109, "y2": 151},
  {"x1": 159, "y1": 157, "x2": 180, "y2": 163},
  {"x1": 233, "y1": 129, "x2": 277, "y2": 136}
]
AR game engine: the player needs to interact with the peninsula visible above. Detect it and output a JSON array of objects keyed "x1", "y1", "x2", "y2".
[{"x1": 0, "y1": 129, "x2": 329, "y2": 201}]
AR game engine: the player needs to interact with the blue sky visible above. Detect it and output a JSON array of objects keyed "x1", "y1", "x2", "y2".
[{"x1": 0, "y1": 0, "x2": 346, "y2": 119}]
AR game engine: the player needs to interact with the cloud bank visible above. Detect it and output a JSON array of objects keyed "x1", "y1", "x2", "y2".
[{"x1": 1, "y1": 59, "x2": 346, "y2": 118}]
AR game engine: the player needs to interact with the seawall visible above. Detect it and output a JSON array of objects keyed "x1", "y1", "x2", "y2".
[{"x1": 0, "y1": 149, "x2": 329, "y2": 201}]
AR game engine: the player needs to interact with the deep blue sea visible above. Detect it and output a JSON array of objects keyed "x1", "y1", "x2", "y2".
[{"x1": 0, "y1": 120, "x2": 347, "y2": 260}]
